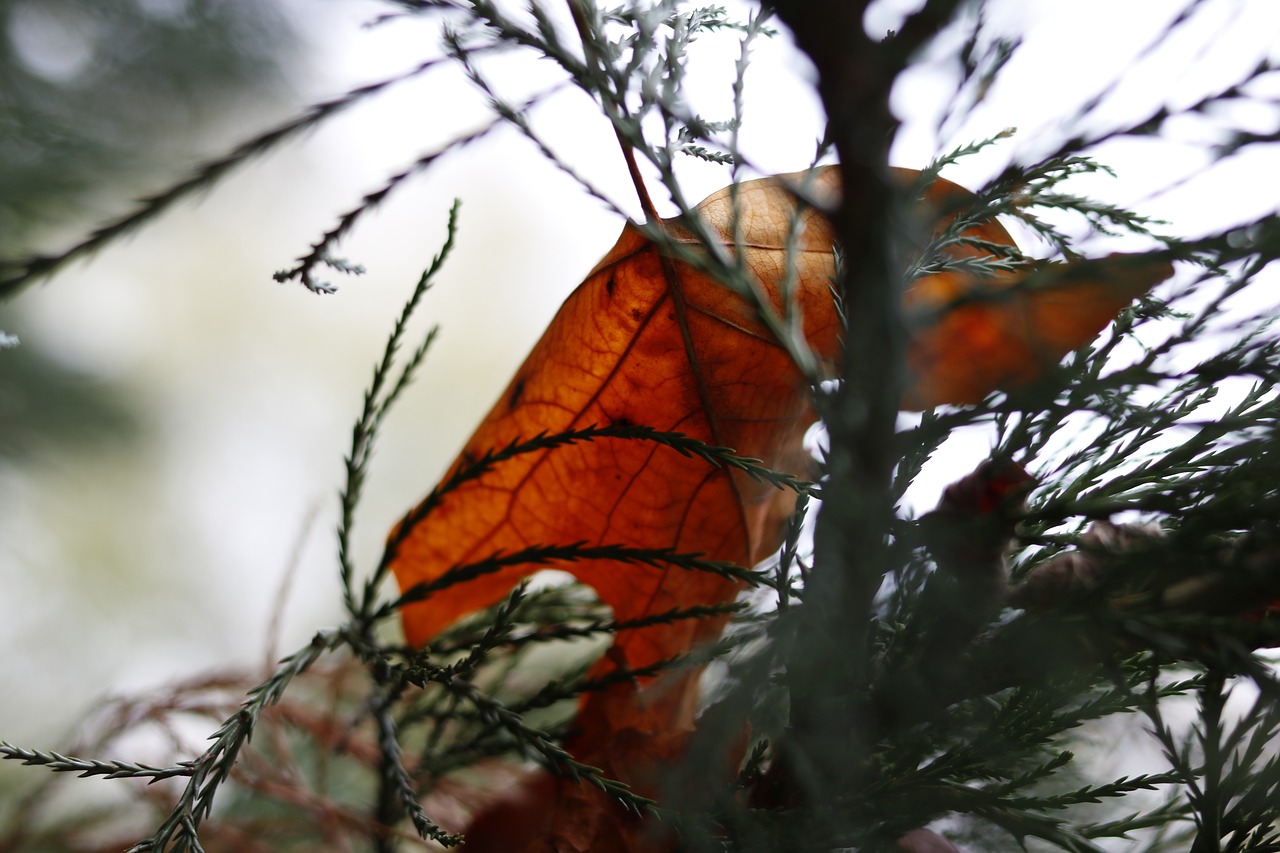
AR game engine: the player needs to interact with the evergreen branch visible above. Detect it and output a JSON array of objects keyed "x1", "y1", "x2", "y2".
[
  {"x1": 372, "y1": 704, "x2": 462, "y2": 846},
  {"x1": 11, "y1": 3, "x2": 1280, "y2": 851},
  {"x1": 272, "y1": 111, "x2": 508, "y2": 293},
  {"x1": 427, "y1": 652, "x2": 695, "y2": 760},
  {"x1": 735, "y1": 739, "x2": 771, "y2": 792},
  {"x1": 919, "y1": 130, "x2": 1017, "y2": 187},
  {"x1": 428, "y1": 600, "x2": 744, "y2": 655},
  {"x1": 339, "y1": 201, "x2": 457, "y2": 616},
  {"x1": 0, "y1": 55, "x2": 459, "y2": 299},
  {"x1": 774, "y1": 491, "x2": 811, "y2": 609},
  {"x1": 0, "y1": 743, "x2": 193, "y2": 782},
  {"x1": 506, "y1": 653, "x2": 690, "y2": 717},
  {"x1": 385, "y1": 542, "x2": 769, "y2": 618},
  {"x1": 127, "y1": 631, "x2": 342, "y2": 852},
  {"x1": 1075, "y1": 797, "x2": 1193, "y2": 841},
  {"x1": 448, "y1": 582, "x2": 532, "y2": 679},
  {"x1": 458, "y1": 0, "x2": 830, "y2": 383},
  {"x1": 444, "y1": 29, "x2": 638, "y2": 225},
  {"x1": 444, "y1": 7, "x2": 817, "y2": 390},
  {"x1": 369, "y1": 422, "x2": 807, "y2": 614},
  {"x1": 438, "y1": 675, "x2": 657, "y2": 814},
  {"x1": 620, "y1": 424, "x2": 815, "y2": 490},
  {"x1": 1182, "y1": 674, "x2": 1280, "y2": 849},
  {"x1": 996, "y1": 772, "x2": 1183, "y2": 812},
  {"x1": 966, "y1": 801, "x2": 1109, "y2": 853}
]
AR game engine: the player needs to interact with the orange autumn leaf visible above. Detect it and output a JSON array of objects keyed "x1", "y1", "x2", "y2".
[
  {"x1": 393, "y1": 170, "x2": 843, "y2": 851},
  {"x1": 392, "y1": 167, "x2": 843, "y2": 667},
  {"x1": 899, "y1": 173, "x2": 1173, "y2": 409},
  {"x1": 387, "y1": 165, "x2": 1171, "y2": 850},
  {"x1": 389, "y1": 167, "x2": 1170, "y2": 651}
]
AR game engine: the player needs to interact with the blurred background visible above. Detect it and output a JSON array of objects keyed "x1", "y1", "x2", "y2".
[
  {"x1": 0, "y1": 0, "x2": 827, "y2": 753},
  {"x1": 1, "y1": 0, "x2": 1278, "y2": 788}
]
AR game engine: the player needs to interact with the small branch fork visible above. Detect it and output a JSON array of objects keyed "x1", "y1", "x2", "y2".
[{"x1": 565, "y1": 0, "x2": 661, "y2": 225}]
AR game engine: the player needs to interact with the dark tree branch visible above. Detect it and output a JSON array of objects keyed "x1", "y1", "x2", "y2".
[{"x1": 764, "y1": 0, "x2": 970, "y2": 818}]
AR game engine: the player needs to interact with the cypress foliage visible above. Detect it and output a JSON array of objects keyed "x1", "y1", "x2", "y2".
[{"x1": 3, "y1": 2, "x2": 1280, "y2": 851}]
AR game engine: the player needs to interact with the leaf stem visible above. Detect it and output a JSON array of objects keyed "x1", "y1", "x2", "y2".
[{"x1": 565, "y1": 0, "x2": 660, "y2": 224}]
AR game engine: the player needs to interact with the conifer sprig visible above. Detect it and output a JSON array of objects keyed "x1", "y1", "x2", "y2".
[
  {"x1": 338, "y1": 201, "x2": 457, "y2": 617},
  {"x1": 0, "y1": 743, "x2": 192, "y2": 782},
  {"x1": 0, "y1": 54, "x2": 467, "y2": 299}
]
